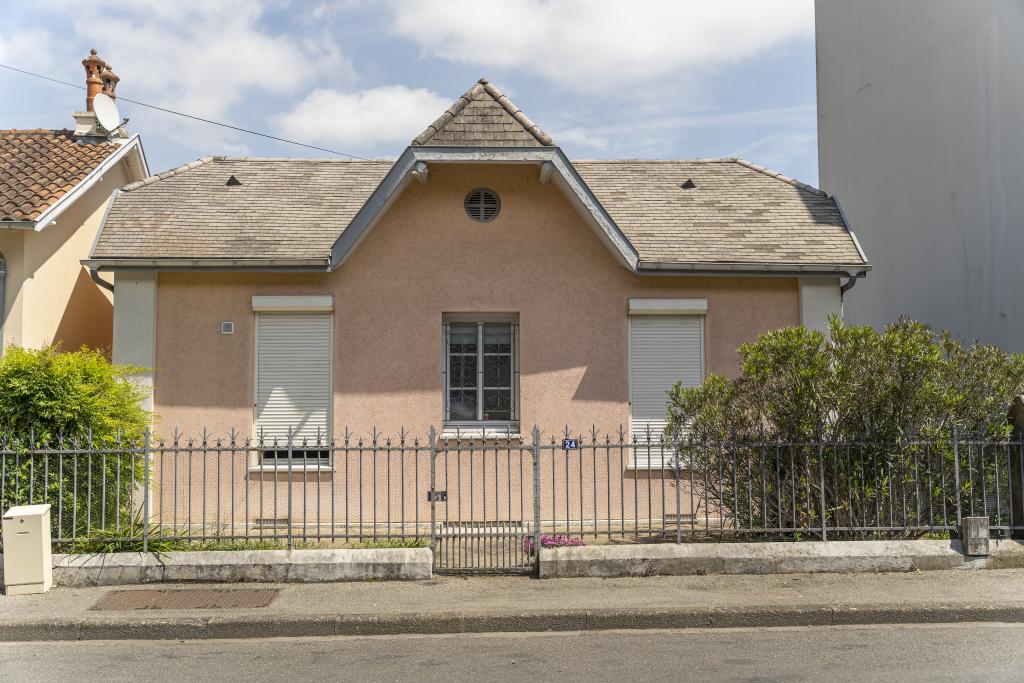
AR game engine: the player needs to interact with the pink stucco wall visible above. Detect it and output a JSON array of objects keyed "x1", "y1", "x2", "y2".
[
  {"x1": 153, "y1": 163, "x2": 798, "y2": 441},
  {"x1": 148, "y1": 163, "x2": 798, "y2": 536}
]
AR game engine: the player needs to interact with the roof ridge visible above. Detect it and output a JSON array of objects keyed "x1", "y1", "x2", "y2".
[
  {"x1": 122, "y1": 156, "x2": 215, "y2": 191},
  {"x1": 412, "y1": 78, "x2": 554, "y2": 147},
  {"x1": 731, "y1": 158, "x2": 827, "y2": 197},
  {"x1": 0, "y1": 128, "x2": 75, "y2": 137}
]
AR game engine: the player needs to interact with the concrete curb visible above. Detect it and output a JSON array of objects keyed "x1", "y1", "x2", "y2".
[
  {"x1": 45, "y1": 548, "x2": 432, "y2": 586},
  {"x1": 539, "y1": 540, "x2": 1024, "y2": 578},
  {"x1": 1, "y1": 603, "x2": 1023, "y2": 641}
]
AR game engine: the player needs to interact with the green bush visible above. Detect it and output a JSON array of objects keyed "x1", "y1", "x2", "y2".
[
  {"x1": 668, "y1": 318, "x2": 1024, "y2": 443},
  {"x1": 0, "y1": 345, "x2": 149, "y2": 541},
  {"x1": 666, "y1": 319, "x2": 1024, "y2": 537}
]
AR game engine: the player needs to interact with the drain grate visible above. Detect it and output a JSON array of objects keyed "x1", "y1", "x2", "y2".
[{"x1": 91, "y1": 588, "x2": 279, "y2": 611}]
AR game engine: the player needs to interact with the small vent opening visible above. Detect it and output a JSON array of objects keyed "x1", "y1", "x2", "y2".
[
  {"x1": 464, "y1": 188, "x2": 501, "y2": 222},
  {"x1": 226, "y1": 175, "x2": 242, "y2": 186},
  {"x1": 679, "y1": 178, "x2": 697, "y2": 189},
  {"x1": 221, "y1": 321, "x2": 235, "y2": 335}
]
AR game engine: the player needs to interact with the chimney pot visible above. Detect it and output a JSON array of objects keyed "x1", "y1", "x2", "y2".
[{"x1": 81, "y1": 48, "x2": 111, "y2": 112}]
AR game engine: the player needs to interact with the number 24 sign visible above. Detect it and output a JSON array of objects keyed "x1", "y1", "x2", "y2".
[{"x1": 562, "y1": 438, "x2": 579, "y2": 450}]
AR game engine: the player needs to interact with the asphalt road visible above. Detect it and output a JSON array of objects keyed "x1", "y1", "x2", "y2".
[{"x1": 2, "y1": 623, "x2": 1021, "y2": 682}]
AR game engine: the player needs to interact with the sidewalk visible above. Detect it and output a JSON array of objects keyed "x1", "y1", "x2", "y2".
[{"x1": 3, "y1": 569, "x2": 1024, "y2": 641}]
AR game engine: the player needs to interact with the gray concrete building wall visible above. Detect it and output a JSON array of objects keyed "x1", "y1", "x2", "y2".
[{"x1": 816, "y1": 0, "x2": 1024, "y2": 349}]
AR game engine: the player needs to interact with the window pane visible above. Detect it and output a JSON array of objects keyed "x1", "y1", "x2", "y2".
[
  {"x1": 261, "y1": 449, "x2": 329, "y2": 464},
  {"x1": 449, "y1": 390, "x2": 477, "y2": 420},
  {"x1": 483, "y1": 389, "x2": 512, "y2": 421},
  {"x1": 449, "y1": 355, "x2": 477, "y2": 388},
  {"x1": 449, "y1": 324, "x2": 478, "y2": 354},
  {"x1": 483, "y1": 354, "x2": 511, "y2": 387},
  {"x1": 483, "y1": 324, "x2": 512, "y2": 353}
]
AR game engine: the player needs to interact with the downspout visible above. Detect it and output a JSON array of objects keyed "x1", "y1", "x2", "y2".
[
  {"x1": 90, "y1": 266, "x2": 115, "y2": 293},
  {"x1": 839, "y1": 272, "x2": 865, "y2": 320},
  {"x1": 840, "y1": 274, "x2": 860, "y2": 298}
]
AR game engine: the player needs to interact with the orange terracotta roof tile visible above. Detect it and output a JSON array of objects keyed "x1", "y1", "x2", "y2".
[{"x1": 0, "y1": 129, "x2": 119, "y2": 222}]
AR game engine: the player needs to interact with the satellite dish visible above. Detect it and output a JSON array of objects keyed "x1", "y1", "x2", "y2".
[{"x1": 93, "y1": 93, "x2": 121, "y2": 132}]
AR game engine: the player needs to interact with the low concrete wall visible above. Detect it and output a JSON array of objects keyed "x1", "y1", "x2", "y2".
[
  {"x1": 23, "y1": 548, "x2": 432, "y2": 587},
  {"x1": 539, "y1": 541, "x2": 972, "y2": 579},
  {"x1": 987, "y1": 539, "x2": 1024, "y2": 568}
]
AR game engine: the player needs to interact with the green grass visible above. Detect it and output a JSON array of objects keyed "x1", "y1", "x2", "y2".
[{"x1": 351, "y1": 537, "x2": 430, "y2": 549}]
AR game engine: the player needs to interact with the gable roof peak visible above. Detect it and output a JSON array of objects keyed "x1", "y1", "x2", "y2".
[{"x1": 412, "y1": 78, "x2": 554, "y2": 147}]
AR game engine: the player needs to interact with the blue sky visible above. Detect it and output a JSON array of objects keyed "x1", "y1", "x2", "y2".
[{"x1": 1, "y1": 1, "x2": 820, "y2": 183}]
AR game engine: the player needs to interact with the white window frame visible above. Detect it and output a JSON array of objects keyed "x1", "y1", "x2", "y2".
[
  {"x1": 252, "y1": 296, "x2": 334, "y2": 471},
  {"x1": 627, "y1": 299, "x2": 707, "y2": 469},
  {"x1": 442, "y1": 314, "x2": 520, "y2": 436}
]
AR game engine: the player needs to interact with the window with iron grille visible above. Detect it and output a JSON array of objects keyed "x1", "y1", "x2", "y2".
[{"x1": 443, "y1": 317, "x2": 519, "y2": 430}]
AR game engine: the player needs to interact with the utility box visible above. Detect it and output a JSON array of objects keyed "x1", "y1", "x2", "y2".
[{"x1": 2, "y1": 504, "x2": 53, "y2": 595}]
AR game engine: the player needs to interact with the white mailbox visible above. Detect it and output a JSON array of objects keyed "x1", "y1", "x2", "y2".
[{"x1": 2, "y1": 504, "x2": 53, "y2": 595}]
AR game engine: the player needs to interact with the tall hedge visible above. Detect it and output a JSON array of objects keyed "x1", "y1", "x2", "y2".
[
  {"x1": 0, "y1": 346, "x2": 149, "y2": 539},
  {"x1": 665, "y1": 319, "x2": 1024, "y2": 537},
  {"x1": 667, "y1": 318, "x2": 1024, "y2": 443}
]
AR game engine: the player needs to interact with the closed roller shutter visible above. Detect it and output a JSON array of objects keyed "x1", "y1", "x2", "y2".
[
  {"x1": 629, "y1": 315, "x2": 703, "y2": 466},
  {"x1": 255, "y1": 312, "x2": 332, "y2": 446}
]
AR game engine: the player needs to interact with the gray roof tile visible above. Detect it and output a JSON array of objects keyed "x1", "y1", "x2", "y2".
[
  {"x1": 412, "y1": 79, "x2": 554, "y2": 147},
  {"x1": 93, "y1": 156, "x2": 866, "y2": 268}
]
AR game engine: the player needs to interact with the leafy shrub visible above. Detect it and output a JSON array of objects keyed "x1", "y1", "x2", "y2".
[
  {"x1": 665, "y1": 319, "x2": 1024, "y2": 537},
  {"x1": 0, "y1": 345, "x2": 149, "y2": 542},
  {"x1": 668, "y1": 318, "x2": 1024, "y2": 443}
]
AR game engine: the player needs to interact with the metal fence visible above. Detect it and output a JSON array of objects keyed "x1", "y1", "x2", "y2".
[{"x1": 1, "y1": 427, "x2": 1021, "y2": 573}]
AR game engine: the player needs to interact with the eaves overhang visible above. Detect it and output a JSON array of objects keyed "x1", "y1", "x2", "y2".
[
  {"x1": 82, "y1": 256, "x2": 330, "y2": 272},
  {"x1": 328, "y1": 146, "x2": 640, "y2": 272},
  {"x1": 638, "y1": 260, "x2": 872, "y2": 278},
  {"x1": 1, "y1": 135, "x2": 149, "y2": 231}
]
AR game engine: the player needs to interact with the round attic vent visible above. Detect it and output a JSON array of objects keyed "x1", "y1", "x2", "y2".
[{"x1": 464, "y1": 188, "x2": 501, "y2": 222}]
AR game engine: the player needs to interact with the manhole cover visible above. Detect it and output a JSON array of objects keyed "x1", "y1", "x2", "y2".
[{"x1": 91, "y1": 588, "x2": 279, "y2": 611}]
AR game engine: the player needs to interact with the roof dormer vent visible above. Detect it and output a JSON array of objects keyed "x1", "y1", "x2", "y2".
[
  {"x1": 226, "y1": 175, "x2": 242, "y2": 186},
  {"x1": 680, "y1": 178, "x2": 697, "y2": 189}
]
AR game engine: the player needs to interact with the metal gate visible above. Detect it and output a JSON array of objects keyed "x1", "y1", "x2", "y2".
[{"x1": 429, "y1": 429, "x2": 538, "y2": 574}]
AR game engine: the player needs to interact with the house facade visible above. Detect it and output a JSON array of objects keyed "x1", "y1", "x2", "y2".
[
  {"x1": 87, "y1": 79, "x2": 869, "y2": 456},
  {"x1": 0, "y1": 50, "x2": 148, "y2": 354}
]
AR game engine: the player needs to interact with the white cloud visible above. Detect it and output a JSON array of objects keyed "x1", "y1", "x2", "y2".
[
  {"x1": 275, "y1": 85, "x2": 451, "y2": 149},
  {"x1": 46, "y1": 0, "x2": 351, "y2": 151},
  {"x1": 0, "y1": 30, "x2": 57, "y2": 73},
  {"x1": 388, "y1": 0, "x2": 813, "y2": 92}
]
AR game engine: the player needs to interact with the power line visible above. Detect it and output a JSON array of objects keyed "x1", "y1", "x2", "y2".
[{"x1": 0, "y1": 62, "x2": 369, "y2": 160}]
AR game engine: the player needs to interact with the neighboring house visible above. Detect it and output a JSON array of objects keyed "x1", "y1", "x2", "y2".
[
  {"x1": 0, "y1": 50, "x2": 148, "y2": 354},
  {"x1": 816, "y1": 0, "x2": 1024, "y2": 349},
  {"x1": 85, "y1": 78, "x2": 868, "y2": 455}
]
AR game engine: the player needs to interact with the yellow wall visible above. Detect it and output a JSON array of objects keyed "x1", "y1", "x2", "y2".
[{"x1": 4, "y1": 158, "x2": 130, "y2": 355}]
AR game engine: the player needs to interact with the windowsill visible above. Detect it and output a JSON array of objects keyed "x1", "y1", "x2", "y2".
[
  {"x1": 248, "y1": 464, "x2": 334, "y2": 473},
  {"x1": 440, "y1": 425, "x2": 523, "y2": 442}
]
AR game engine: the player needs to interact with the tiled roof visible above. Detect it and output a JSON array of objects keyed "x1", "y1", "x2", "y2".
[
  {"x1": 93, "y1": 157, "x2": 393, "y2": 260},
  {"x1": 412, "y1": 79, "x2": 554, "y2": 147},
  {"x1": 92, "y1": 156, "x2": 867, "y2": 269},
  {"x1": 574, "y1": 159, "x2": 866, "y2": 266},
  {"x1": 0, "y1": 129, "x2": 119, "y2": 222}
]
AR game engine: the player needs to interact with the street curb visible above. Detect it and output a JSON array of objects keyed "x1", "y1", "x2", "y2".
[{"x1": 1, "y1": 603, "x2": 1023, "y2": 641}]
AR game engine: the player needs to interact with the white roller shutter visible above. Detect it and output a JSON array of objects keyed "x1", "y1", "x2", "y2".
[
  {"x1": 255, "y1": 312, "x2": 332, "y2": 446},
  {"x1": 629, "y1": 315, "x2": 703, "y2": 465}
]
